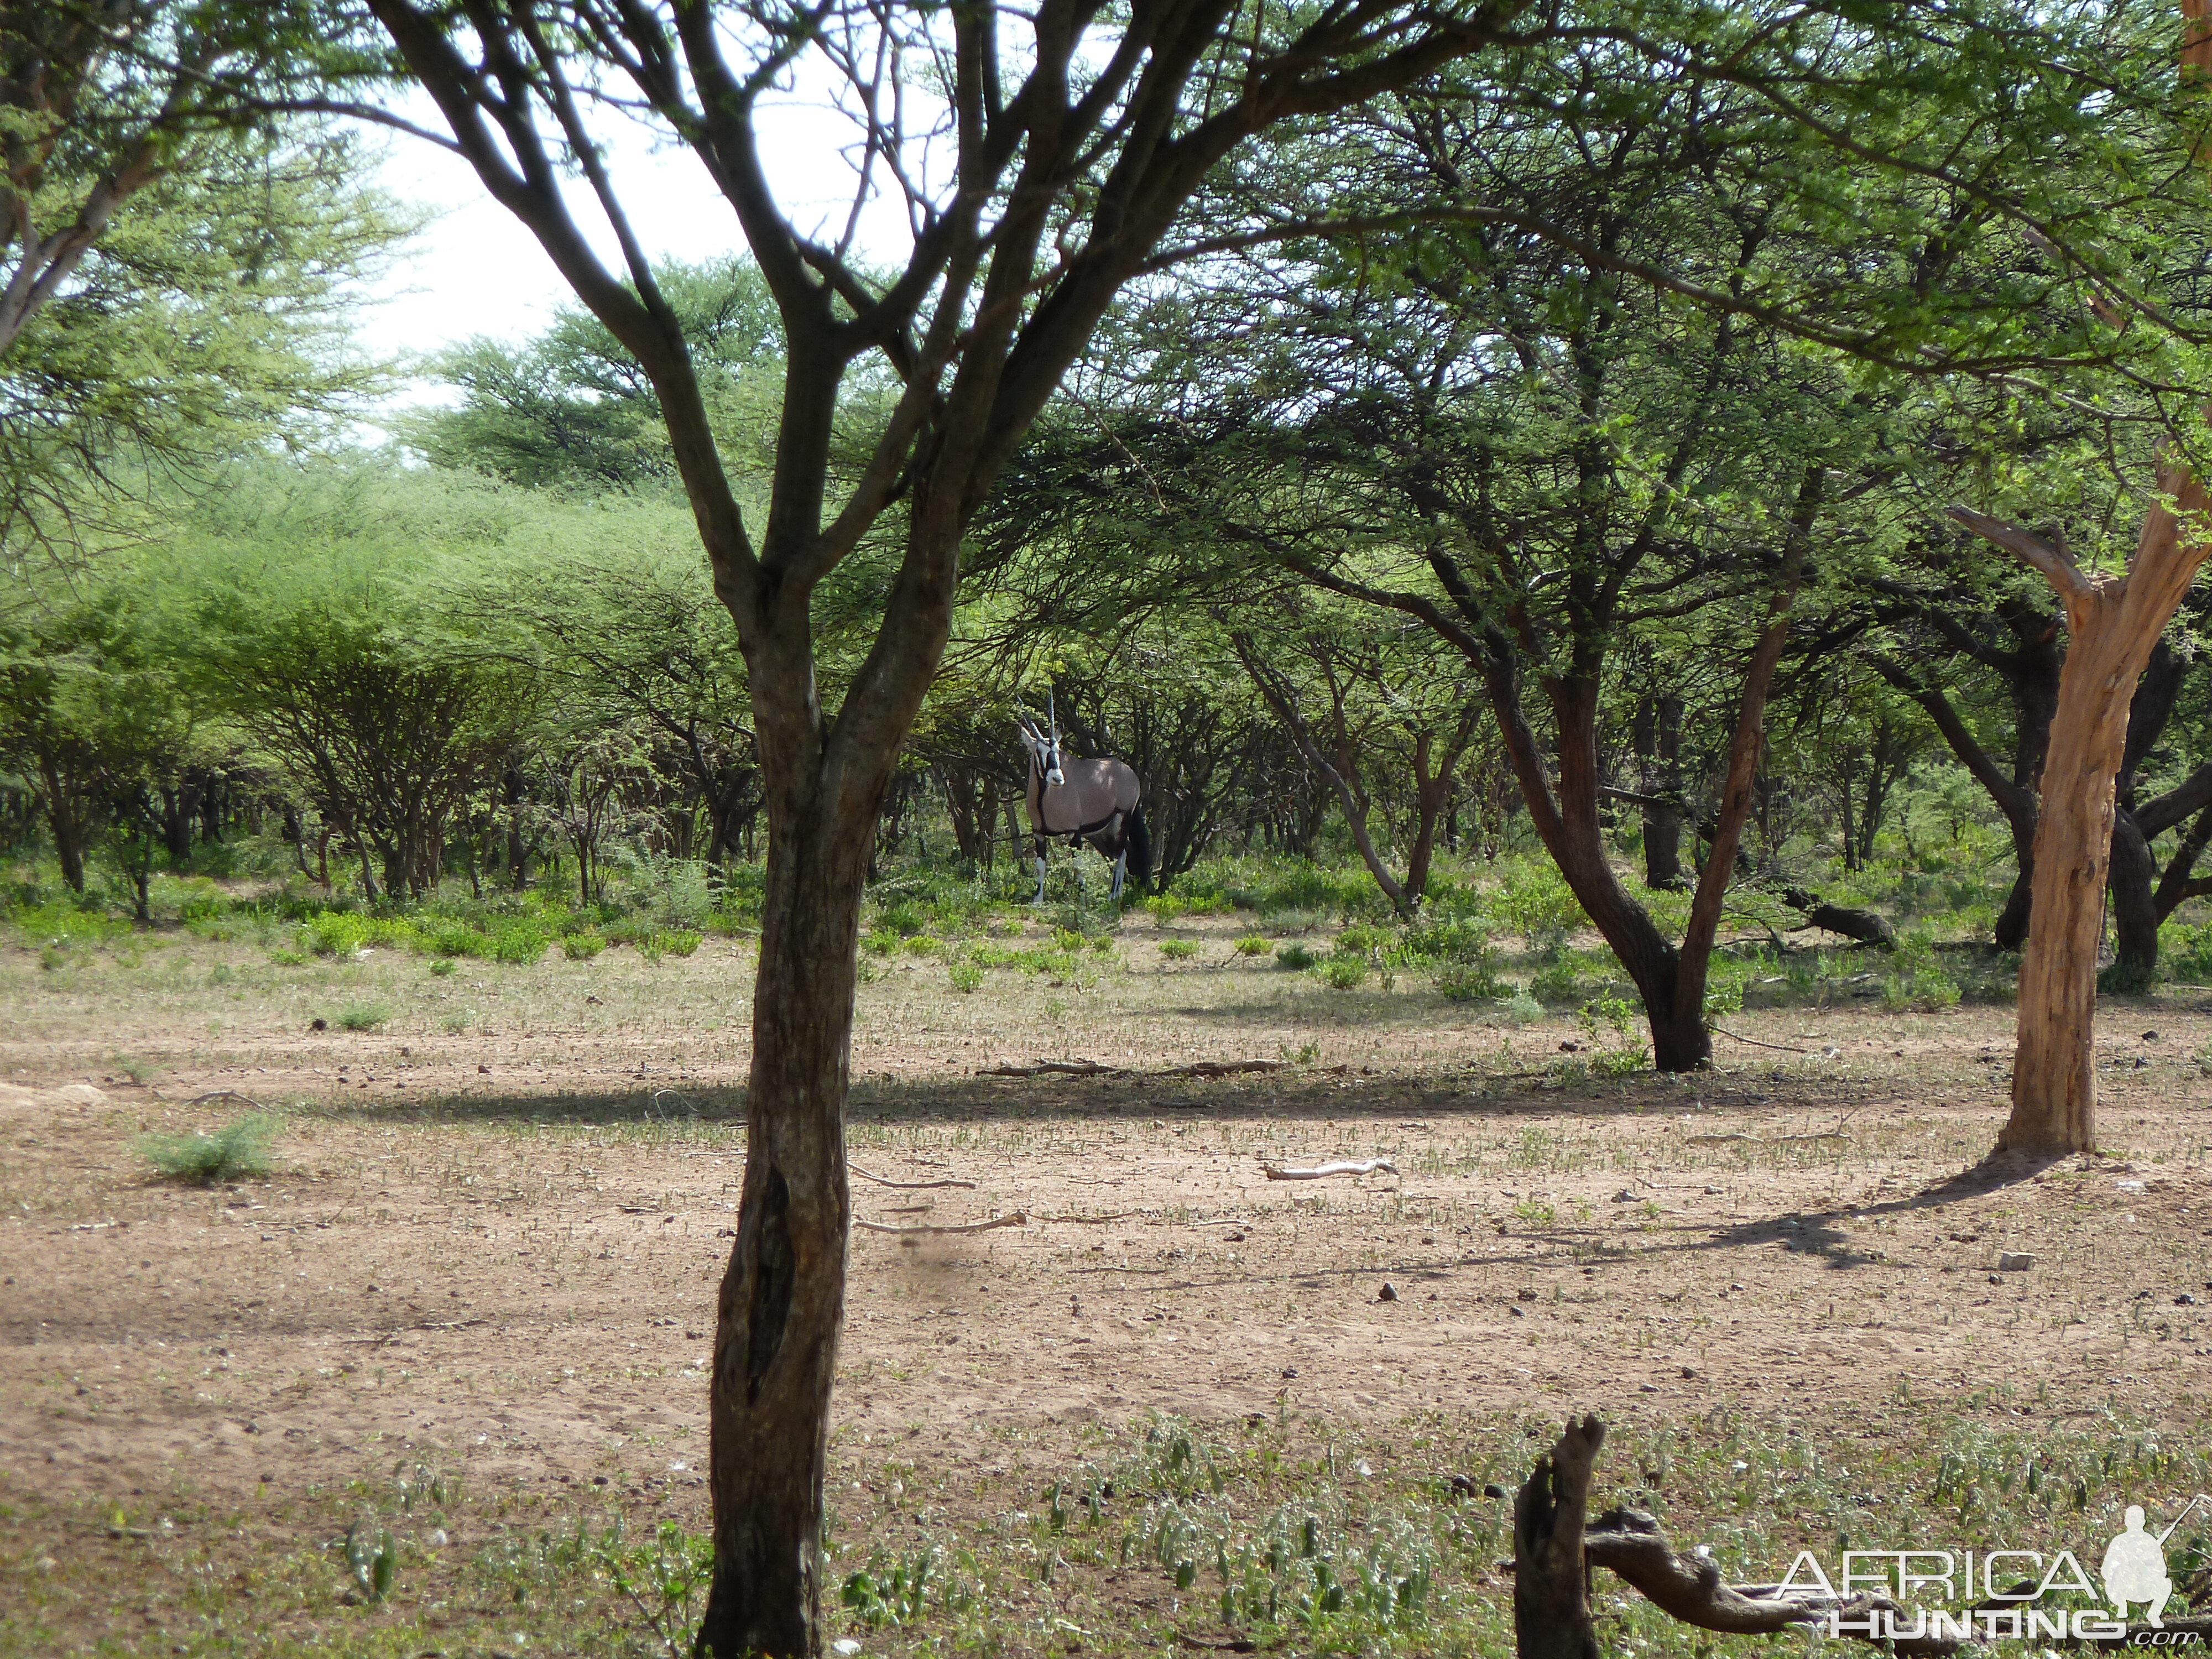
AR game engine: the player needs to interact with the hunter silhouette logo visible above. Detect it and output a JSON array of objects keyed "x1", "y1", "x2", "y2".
[{"x1": 2105, "y1": 1498, "x2": 2211, "y2": 1629}]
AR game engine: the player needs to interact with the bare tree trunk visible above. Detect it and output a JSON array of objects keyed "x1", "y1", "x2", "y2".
[
  {"x1": 1953, "y1": 466, "x2": 2212, "y2": 1157},
  {"x1": 698, "y1": 792, "x2": 865, "y2": 1657},
  {"x1": 1514, "y1": 1416, "x2": 1605, "y2": 1659},
  {"x1": 2107, "y1": 807, "x2": 2160, "y2": 980},
  {"x1": 38, "y1": 758, "x2": 90, "y2": 894},
  {"x1": 1634, "y1": 695, "x2": 1686, "y2": 889}
]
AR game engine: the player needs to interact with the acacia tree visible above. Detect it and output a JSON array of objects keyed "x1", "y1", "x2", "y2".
[
  {"x1": 342, "y1": 4, "x2": 1559, "y2": 1651},
  {"x1": 1228, "y1": 601, "x2": 1483, "y2": 917}
]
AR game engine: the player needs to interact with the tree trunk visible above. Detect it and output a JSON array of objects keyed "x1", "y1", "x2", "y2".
[
  {"x1": 1671, "y1": 547, "x2": 1804, "y2": 1050},
  {"x1": 48, "y1": 795, "x2": 88, "y2": 894},
  {"x1": 697, "y1": 797, "x2": 864, "y2": 1658},
  {"x1": 2107, "y1": 807, "x2": 2160, "y2": 980},
  {"x1": 1634, "y1": 695, "x2": 1686, "y2": 889},
  {"x1": 1955, "y1": 467, "x2": 2212, "y2": 1157},
  {"x1": 1514, "y1": 1416, "x2": 1605, "y2": 1659},
  {"x1": 1992, "y1": 868, "x2": 2033, "y2": 952}
]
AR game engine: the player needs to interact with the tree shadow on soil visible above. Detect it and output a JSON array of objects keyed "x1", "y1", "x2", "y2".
[{"x1": 298, "y1": 1063, "x2": 1860, "y2": 1130}]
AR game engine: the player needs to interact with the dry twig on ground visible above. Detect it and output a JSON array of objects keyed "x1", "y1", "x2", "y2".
[{"x1": 1261, "y1": 1158, "x2": 1397, "y2": 1180}]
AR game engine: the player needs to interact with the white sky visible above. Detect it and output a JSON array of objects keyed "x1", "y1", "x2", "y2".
[{"x1": 349, "y1": 85, "x2": 919, "y2": 414}]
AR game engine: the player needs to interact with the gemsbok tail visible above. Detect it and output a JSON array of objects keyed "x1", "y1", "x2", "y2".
[{"x1": 1126, "y1": 802, "x2": 1152, "y2": 894}]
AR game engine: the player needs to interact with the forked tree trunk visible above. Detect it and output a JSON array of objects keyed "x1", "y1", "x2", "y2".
[{"x1": 1952, "y1": 464, "x2": 2212, "y2": 1157}]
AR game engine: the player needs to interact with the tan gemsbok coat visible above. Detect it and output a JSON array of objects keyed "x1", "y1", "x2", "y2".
[{"x1": 1016, "y1": 711, "x2": 1149, "y2": 902}]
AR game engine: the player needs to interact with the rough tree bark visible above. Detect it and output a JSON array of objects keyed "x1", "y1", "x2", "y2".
[
  {"x1": 1514, "y1": 1415, "x2": 1605, "y2": 1659},
  {"x1": 1952, "y1": 463, "x2": 2212, "y2": 1157}
]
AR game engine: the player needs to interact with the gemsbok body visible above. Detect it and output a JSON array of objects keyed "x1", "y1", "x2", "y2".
[{"x1": 1015, "y1": 703, "x2": 1149, "y2": 904}]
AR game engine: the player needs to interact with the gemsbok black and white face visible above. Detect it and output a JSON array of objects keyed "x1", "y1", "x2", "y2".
[{"x1": 1016, "y1": 711, "x2": 1064, "y2": 787}]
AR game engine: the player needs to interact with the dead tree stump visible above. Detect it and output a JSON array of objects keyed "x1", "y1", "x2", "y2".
[{"x1": 1513, "y1": 1415, "x2": 1605, "y2": 1659}]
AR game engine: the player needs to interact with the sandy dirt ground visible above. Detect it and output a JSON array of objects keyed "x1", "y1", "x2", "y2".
[{"x1": 3, "y1": 916, "x2": 2211, "y2": 1648}]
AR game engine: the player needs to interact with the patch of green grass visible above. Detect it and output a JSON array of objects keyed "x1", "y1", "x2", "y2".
[
  {"x1": 1275, "y1": 942, "x2": 1317, "y2": 971},
  {"x1": 335, "y1": 1002, "x2": 391, "y2": 1032},
  {"x1": 138, "y1": 1113, "x2": 277, "y2": 1185},
  {"x1": 1322, "y1": 954, "x2": 1368, "y2": 989},
  {"x1": 1159, "y1": 938, "x2": 1200, "y2": 961},
  {"x1": 948, "y1": 960, "x2": 984, "y2": 993},
  {"x1": 1233, "y1": 935, "x2": 1271, "y2": 957},
  {"x1": 562, "y1": 929, "x2": 606, "y2": 960}
]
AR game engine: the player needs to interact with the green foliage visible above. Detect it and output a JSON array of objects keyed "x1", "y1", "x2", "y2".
[
  {"x1": 335, "y1": 1002, "x2": 390, "y2": 1032},
  {"x1": 840, "y1": 1547, "x2": 974, "y2": 1629},
  {"x1": 1233, "y1": 935, "x2": 1270, "y2": 957},
  {"x1": 344, "y1": 1520, "x2": 399, "y2": 1604},
  {"x1": 562, "y1": 930, "x2": 606, "y2": 960},
  {"x1": 1528, "y1": 960, "x2": 1583, "y2": 1004},
  {"x1": 1321, "y1": 954, "x2": 1368, "y2": 989},
  {"x1": 1499, "y1": 990, "x2": 1546, "y2": 1025},
  {"x1": 1159, "y1": 938, "x2": 1199, "y2": 961},
  {"x1": 1274, "y1": 943, "x2": 1316, "y2": 971},
  {"x1": 1434, "y1": 959, "x2": 1507, "y2": 1003},
  {"x1": 948, "y1": 959, "x2": 984, "y2": 993},
  {"x1": 1883, "y1": 965, "x2": 1962, "y2": 1012},
  {"x1": 138, "y1": 1114, "x2": 276, "y2": 1185}
]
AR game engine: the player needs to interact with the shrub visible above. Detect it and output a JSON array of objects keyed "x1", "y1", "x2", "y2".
[
  {"x1": 1528, "y1": 960, "x2": 1582, "y2": 1003},
  {"x1": 2098, "y1": 957, "x2": 2159, "y2": 997},
  {"x1": 488, "y1": 925, "x2": 549, "y2": 963},
  {"x1": 657, "y1": 930, "x2": 703, "y2": 958},
  {"x1": 336, "y1": 1003, "x2": 390, "y2": 1032},
  {"x1": 1499, "y1": 990, "x2": 1545, "y2": 1025},
  {"x1": 1882, "y1": 966, "x2": 1960, "y2": 1011},
  {"x1": 1233, "y1": 935, "x2": 1271, "y2": 957},
  {"x1": 1261, "y1": 907, "x2": 1326, "y2": 935},
  {"x1": 948, "y1": 961, "x2": 984, "y2": 994},
  {"x1": 862, "y1": 929, "x2": 899, "y2": 956},
  {"x1": 1401, "y1": 917, "x2": 1491, "y2": 964},
  {"x1": 1159, "y1": 938, "x2": 1199, "y2": 961},
  {"x1": 139, "y1": 1114, "x2": 277, "y2": 1185},
  {"x1": 429, "y1": 957, "x2": 456, "y2": 977},
  {"x1": 1435, "y1": 960, "x2": 1507, "y2": 1003},
  {"x1": 902, "y1": 933, "x2": 943, "y2": 956},
  {"x1": 1334, "y1": 922, "x2": 1392, "y2": 957},
  {"x1": 562, "y1": 930, "x2": 607, "y2": 960},
  {"x1": 1322, "y1": 955, "x2": 1368, "y2": 989},
  {"x1": 1592, "y1": 1045, "x2": 1649, "y2": 1079},
  {"x1": 1275, "y1": 942, "x2": 1317, "y2": 971}
]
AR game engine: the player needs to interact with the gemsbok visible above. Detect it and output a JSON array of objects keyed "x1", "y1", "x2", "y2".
[{"x1": 1015, "y1": 700, "x2": 1149, "y2": 904}]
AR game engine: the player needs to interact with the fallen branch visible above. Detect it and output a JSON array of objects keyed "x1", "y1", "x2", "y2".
[
  {"x1": 1583, "y1": 1507, "x2": 1961, "y2": 1655},
  {"x1": 185, "y1": 1089, "x2": 265, "y2": 1110},
  {"x1": 1781, "y1": 886, "x2": 1897, "y2": 949},
  {"x1": 854, "y1": 1212, "x2": 1027, "y2": 1237},
  {"x1": 1160, "y1": 1060, "x2": 1286, "y2": 1078},
  {"x1": 341, "y1": 1316, "x2": 493, "y2": 1347},
  {"x1": 1261, "y1": 1157, "x2": 1397, "y2": 1180},
  {"x1": 852, "y1": 1165, "x2": 978, "y2": 1191},
  {"x1": 1708, "y1": 1025, "x2": 1812, "y2": 1055},
  {"x1": 976, "y1": 1059, "x2": 1121, "y2": 1077},
  {"x1": 1034, "y1": 1211, "x2": 1138, "y2": 1224}
]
